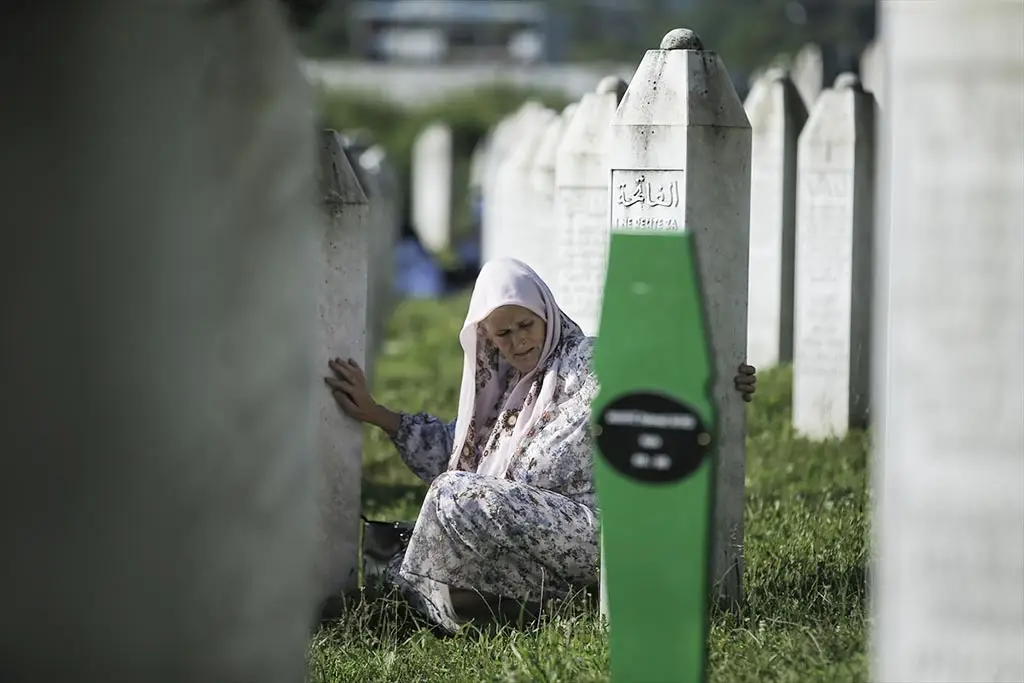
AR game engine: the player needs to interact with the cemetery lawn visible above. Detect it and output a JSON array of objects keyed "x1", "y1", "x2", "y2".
[{"x1": 309, "y1": 295, "x2": 870, "y2": 683}]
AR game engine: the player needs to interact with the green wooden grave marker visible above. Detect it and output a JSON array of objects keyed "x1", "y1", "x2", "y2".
[{"x1": 592, "y1": 228, "x2": 718, "y2": 683}]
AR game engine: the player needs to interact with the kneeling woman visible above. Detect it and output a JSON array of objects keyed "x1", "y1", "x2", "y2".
[{"x1": 326, "y1": 258, "x2": 756, "y2": 633}]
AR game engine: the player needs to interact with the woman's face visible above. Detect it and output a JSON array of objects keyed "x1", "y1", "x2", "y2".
[{"x1": 482, "y1": 304, "x2": 547, "y2": 373}]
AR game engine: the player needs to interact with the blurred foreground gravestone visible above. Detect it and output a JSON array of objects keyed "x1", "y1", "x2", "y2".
[
  {"x1": 792, "y1": 73, "x2": 876, "y2": 441},
  {"x1": 599, "y1": 26, "x2": 751, "y2": 655},
  {"x1": 0, "y1": 2, "x2": 320, "y2": 681},
  {"x1": 316, "y1": 131, "x2": 367, "y2": 606},
  {"x1": 871, "y1": 2, "x2": 1024, "y2": 681}
]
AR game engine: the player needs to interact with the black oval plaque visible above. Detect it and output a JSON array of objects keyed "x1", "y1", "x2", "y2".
[{"x1": 594, "y1": 391, "x2": 712, "y2": 484}]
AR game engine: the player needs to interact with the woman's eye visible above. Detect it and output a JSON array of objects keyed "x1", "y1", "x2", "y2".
[
  {"x1": 520, "y1": 320, "x2": 533, "y2": 329},
  {"x1": 496, "y1": 330, "x2": 509, "y2": 337}
]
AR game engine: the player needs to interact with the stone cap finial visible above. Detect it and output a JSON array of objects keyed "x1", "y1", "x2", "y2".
[
  {"x1": 834, "y1": 72, "x2": 862, "y2": 90},
  {"x1": 596, "y1": 75, "x2": 628, "y2": 103},
  {"x1": 660, "y1": 28, "x2": 703, "y2": 51}
]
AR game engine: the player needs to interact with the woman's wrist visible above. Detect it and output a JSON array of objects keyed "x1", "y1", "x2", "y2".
[{"x1": 369, "y1": 403, "x2": 402, "y2": 436}]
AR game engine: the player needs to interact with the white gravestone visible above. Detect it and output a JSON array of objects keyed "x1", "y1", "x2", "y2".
[
  {"x1": 555, "y1": 76, "x2": 627, "y2": 336},
  {"x1": 526, "y1": 103, "x2": 577, "y2": 285},
  {"x1": 488, "y1": 108, "x2": 556, "y2": 265},
  {"x1": 343, "y1": 141, "x2": 397, "y2": 380},
  {"x1": 859, "y1": 40, "x2": 885, "y2": 108},
  {"x1": 608, "y1": 28, "x2": 752, "y2": 606},
  {"x1": 745, "y1": 67, "x2": 808, "y2": 369},
  {"x1": 872, "y1": 3, "x2": 1024, "y2": 682},
  {"x1": 412, "y1": 122, "x2": 454, "y2": 253},
  {"x1": 791, "y1": 73, "x2": 876, "y2": 441},
  {"x1": 317, "y1": 131, "x2": 368, "y2": 602},
  {"x1": 0, "y1": 2, "x2": 319, "y2": 680},
  {"x1": 482, "y1": 102, "x2": 545, "y2": 264},
  {"x1": 791, "y1": 43, "x2": 824, "y2": 109}
]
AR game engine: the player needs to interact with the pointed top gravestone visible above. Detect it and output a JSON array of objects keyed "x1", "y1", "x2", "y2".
[
  {"x1": 316, "y1": 130, "x2": 368, "y2": 604},
  {"x1": 607, "y1": 26, "x2": 752, "y2": 608}
]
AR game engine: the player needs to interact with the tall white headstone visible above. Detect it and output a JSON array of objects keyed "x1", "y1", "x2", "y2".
[
  {"x1": 344, "y1": 140, "x2": 397, "y2": 379},
  {"x1": 482, "y1": 102, "x2": 545, "y2": 264},
  {"x1": 488, "y1": 107, "x2": 556, "y2": 265},
  {"x1": 317, "y1": 131, "x2": 368, "y2": 603},
  {"x1": 0, "y1": 2, "x2": 319, "y2": 680},
  {"x1": 791, "y1": 43, "x2": 825, "y2": 109},
  {"x1": 555, "y1": 76, "x2": 627, "y2": 336},
  {"x1": 526, "y1": 103, "x2": 577, "y2": 285},
  {"x1": 411, "y1": 122, "x2": 454, "y2": 253},
  {"x1": 608, "y1": 28, "x2": 752, "y2": 605},
  {"x1": 859, "y1": 39, "x2": 885, "y2": 108},
  {"x1": 791, "y1": 73, "x2": 876, "y2": 440},
  {"x1": 745, "y1": 67, "x2": 808, "y2": 369},
  {"x1": 872, "y1": 3, "x2": 1024, "y2": 682}
]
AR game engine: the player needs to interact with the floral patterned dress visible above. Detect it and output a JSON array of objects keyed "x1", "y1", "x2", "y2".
[{"x1": 383, "y1": 328, "x2": 600, "y2": 633}]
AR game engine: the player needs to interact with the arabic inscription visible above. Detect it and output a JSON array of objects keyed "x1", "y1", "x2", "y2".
[{"x1": 610, "y1": 170, "x2": 685, "y2": 232}]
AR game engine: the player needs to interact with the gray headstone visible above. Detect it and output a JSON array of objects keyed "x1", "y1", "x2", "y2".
[
  {"x1": 317, "y1": 131, "x2": 368, "y2": 601},
  {"x1": 871, "y1": 3, "x2": 1024, "y2": 681},
  {"x1": 0, "y1": 2, "x2": 318, "y2": 680},
  {"x1": 792, "y1": 73, "x2": 876, "y2": 440}
]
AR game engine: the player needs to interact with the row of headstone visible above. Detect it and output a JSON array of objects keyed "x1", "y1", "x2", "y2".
[
  {"x1": 745, "y1": 65, "x2": 878, "y2": 440},
  {"x1": 476, "y1": 20, "x2": 1023, "y2": 682},
  {"x1": 475, "y1": 42, "x2": 879, "y2": 440}
]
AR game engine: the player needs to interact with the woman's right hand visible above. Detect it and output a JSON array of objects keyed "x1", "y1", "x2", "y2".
[{"x1": 325, "y1": 358, "x2": 378, "y2": 423}]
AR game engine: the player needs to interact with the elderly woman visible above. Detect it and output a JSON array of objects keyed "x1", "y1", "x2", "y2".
[{"x1": 326, "y1": 258, "x2": 756, "y2": 634}]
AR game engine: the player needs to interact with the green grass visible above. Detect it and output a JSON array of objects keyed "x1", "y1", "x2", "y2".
[{"x1": 309, "y1": 294, "x2": 870, "y2": 682}]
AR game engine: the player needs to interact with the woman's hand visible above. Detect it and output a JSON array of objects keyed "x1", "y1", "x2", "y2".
[
  {"x1": 734, "y1": 363, "x2": 757, "y2": 402},
  {"x1": 325, "y1": 358, "x2": 378, "y2": 423}
]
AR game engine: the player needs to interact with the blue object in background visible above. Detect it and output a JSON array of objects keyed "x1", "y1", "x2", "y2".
[{"x1": 394, "y1": 222, "x2": 445, "y2": 298}]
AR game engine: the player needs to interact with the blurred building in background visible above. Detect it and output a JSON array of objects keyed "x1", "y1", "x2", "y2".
[{"x1": 347, "y1": 0, "x2": 561, "y2": 63}]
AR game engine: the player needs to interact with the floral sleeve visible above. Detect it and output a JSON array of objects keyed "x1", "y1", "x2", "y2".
[{"x1": 391, "y1": 412, "x2": 456, "y2": 483}]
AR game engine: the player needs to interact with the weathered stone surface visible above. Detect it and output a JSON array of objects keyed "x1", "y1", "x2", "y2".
[
  {"x1": 607, "y1": 29, "x2": 751, "y2": 607},
  {"x1": 317, "y1": 131, "x2": 368, "y2": 601}
]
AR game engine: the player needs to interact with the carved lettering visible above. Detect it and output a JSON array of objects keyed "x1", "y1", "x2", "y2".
[{"x1": 610, "y1": 169, "x2": 686, "y2": 234}]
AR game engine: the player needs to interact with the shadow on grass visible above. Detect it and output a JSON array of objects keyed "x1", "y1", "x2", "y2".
[{"x1": 361, "y1": 479, "x2": 427, "y2": 520}]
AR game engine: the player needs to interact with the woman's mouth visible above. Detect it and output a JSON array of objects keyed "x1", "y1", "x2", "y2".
[{"x1": 514, "y1": 348, "x2": 534, "y2": 359}]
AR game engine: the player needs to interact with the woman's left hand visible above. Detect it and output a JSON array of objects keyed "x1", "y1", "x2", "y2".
[{"x1": 734, "y1": 363, "x2": 757, "y2": 402}]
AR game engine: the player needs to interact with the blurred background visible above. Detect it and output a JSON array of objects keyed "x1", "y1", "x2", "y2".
[{"x1": 306, "y1": 0, "x2": 877, "y2": 297}]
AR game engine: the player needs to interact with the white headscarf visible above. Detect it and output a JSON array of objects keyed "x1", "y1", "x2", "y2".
[{"x1": 448, "y1": 258, "x2": 583, "y2": 478}]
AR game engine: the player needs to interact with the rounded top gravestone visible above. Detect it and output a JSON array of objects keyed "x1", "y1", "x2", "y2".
[
  {"x1": 596, "y1": 75, "x2": 628, "y2": 102},
  {"x1": 659, "y1": 28, "x2": 704, "y2": 51},
  {"x1": 834, "y1": 72, "x2": 862, "y2": 90}
]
